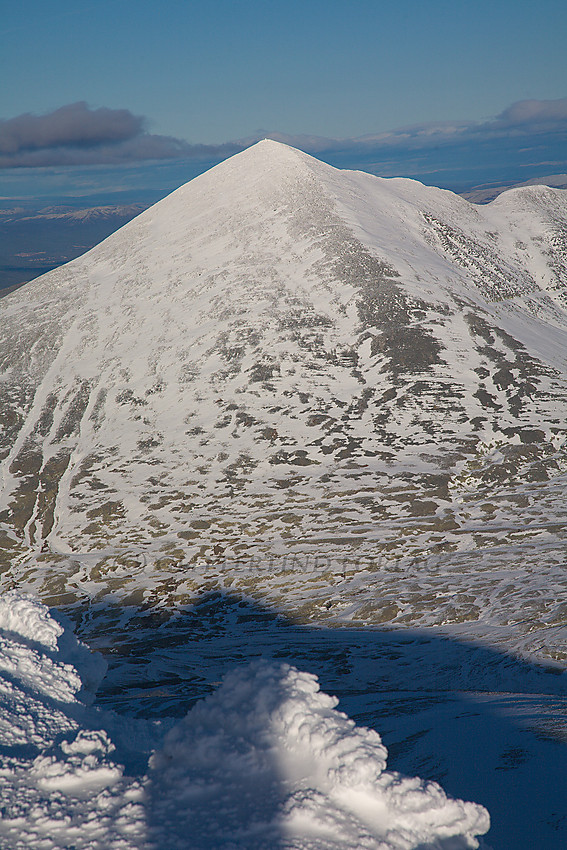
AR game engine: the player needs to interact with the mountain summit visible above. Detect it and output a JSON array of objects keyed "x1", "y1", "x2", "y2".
[{"x1": 0, "y1": 141, "x2": 566, "y2": 633}]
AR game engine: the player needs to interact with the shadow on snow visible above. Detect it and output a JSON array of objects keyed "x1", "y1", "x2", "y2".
[{"x1": 62, "y1": 590, "x2": 567, "y2": 850}]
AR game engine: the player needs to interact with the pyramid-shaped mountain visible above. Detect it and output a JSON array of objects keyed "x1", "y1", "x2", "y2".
[{"x1": 1, "y1": 141, "x2": 566, "y2": 626}]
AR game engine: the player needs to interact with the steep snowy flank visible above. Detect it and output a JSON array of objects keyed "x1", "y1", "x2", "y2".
[
  {"x1": 0, "y1": 593, "x2": 489, "y2": 850},
  {"x1": 0, "y1": 139, "x2": 566, "y2": 648}
]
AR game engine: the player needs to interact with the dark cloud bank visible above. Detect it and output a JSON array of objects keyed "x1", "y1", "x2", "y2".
[
  {"x1": 0, "y1": 101, "x2": 242, "y2": 168},
  {"x1": 1, "y1": 98, "x2": 566, "y2": 190}
]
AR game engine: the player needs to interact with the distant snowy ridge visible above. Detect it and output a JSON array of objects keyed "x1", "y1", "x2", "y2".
[
  {"x1": 0, "y1": 592, "x2": 489, "y2": 850},
  {"x1": 462, "y1": 174, "x2": 567, "y2": 204},
  {"x1": 12, "y1": 204, "x2": 148, "y2": 222}
]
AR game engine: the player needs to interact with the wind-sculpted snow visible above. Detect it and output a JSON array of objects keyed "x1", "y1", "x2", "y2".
[
  {"x1": 0, "y1": 592, "x2": 136, "y2": 848},
  {"x1": 149, "y1": 661, "x2": 489, "y2": 849},
  {"x1": 0, "y1": 593, "x2": 490, "y2": 849}
]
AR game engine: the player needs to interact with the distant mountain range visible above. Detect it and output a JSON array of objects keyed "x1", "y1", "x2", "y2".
[
  {"x1": 0, "y1": 202, "x2": 149, "y2": 292},
  {"x1": 0, "y1": 141, "x2": 565, "y2": 658}
]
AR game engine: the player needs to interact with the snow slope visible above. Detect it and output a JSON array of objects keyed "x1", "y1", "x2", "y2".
[{"x1": 0, "y1": 140, "x2": 565, "y2": 653}]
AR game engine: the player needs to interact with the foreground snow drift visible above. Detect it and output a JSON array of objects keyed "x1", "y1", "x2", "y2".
[
  {"x1": 151, "y1": 663, "x2": 489, "y2": 849},
  {"x1": 0, "y1": 592, "x2": 489, "y2": 849}
]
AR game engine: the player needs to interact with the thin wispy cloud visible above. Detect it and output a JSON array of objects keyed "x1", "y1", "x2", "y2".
[
  {"x1": 256, "y1": 97, "x2": 567, "y2": 187},
  {"x1": 261, "y1": 97, "x2": 567, "y2": 154}
]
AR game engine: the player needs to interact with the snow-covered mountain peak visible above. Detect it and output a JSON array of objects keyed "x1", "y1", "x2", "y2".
[
  {"x1": 0, "y1": 146, "x2": 565, "y2": 643},
  {"x1": 152, "y1": 137, "x2": 324, "y2": 213}
]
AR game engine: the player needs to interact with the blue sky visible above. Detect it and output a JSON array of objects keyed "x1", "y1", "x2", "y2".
[{"x1": 2, "y1": 0, "x2": 566, "y2": 197}]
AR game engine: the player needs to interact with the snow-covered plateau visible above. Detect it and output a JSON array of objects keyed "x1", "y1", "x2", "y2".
[{"x1": 0, "y1": 141, "x2": 566, "y2": 847}]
